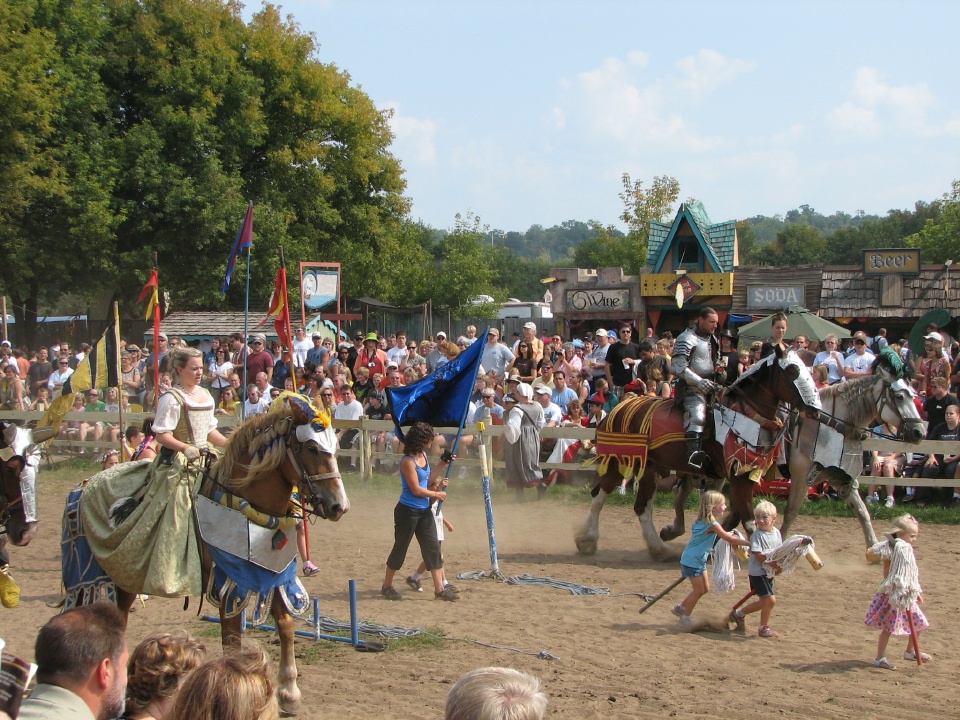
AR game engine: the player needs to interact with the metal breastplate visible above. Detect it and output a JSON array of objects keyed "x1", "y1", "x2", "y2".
[{"x1": 680, "y1": 330, "x2": 717, "y2": 379}]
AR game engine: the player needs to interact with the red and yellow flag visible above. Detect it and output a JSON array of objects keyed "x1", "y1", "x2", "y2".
[
  {"x1": 139, "y1": 269, "x2": 159, "y2": 321},
  {"x1": 268, "y1": 265, "x2": 292, "y2": 356}
]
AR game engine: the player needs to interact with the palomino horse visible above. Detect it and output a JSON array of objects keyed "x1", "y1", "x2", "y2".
[
  {"x1": 575, "y1": 347, "x2": 820, "y2": 561},
  {"x1": 781, "y1": 354, "x2": 924, "y2": 549},
  {"x1": 63, "y1": 396, "x2": 348, "y2": 713}
]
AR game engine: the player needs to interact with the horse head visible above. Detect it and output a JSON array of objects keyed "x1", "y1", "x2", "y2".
[
  {"x1": 730, "y1": 346, "x2": 821, "y2": 417},
  {"x1": 287, "y1": 396, "x2": 350, "y2": 521},
  {"x1": 0, "y1": 454, "x2": 34, "y2": 546},
  {"x1": 872, "y1": 355, "x2": 926, "y2": 443}
]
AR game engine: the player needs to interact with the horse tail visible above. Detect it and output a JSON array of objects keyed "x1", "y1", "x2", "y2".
[{"x1": 109, "y1": 496, "x2": 141, "y2": 529}]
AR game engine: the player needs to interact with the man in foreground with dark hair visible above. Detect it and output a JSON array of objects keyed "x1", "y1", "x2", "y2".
[{"x1": 19, "y1": 602, "x2": 128, "y2": 720}]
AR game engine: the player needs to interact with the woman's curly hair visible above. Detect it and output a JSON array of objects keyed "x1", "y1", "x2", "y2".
[
  {"x1": 403, "y1": 421, "x2": 435, "y2": 455},
  {"x1": 126, "y1": 631, "x2": 207, "y2": 711}
]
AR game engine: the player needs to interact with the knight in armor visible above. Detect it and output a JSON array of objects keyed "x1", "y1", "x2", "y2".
[{"x1": 671, "y1": 308, "x2": 720, "y2": 470}]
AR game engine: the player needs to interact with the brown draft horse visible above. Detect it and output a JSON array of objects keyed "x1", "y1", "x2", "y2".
[
  {"x1": 65, "y1": 397, "x2": 348, "y2": 713},
  {"x1": 574, "y1": 347, "x2": 820, "y2": 561},
  {"x1": 1, "y1": 454, "x2": 30, "y2": 556}
]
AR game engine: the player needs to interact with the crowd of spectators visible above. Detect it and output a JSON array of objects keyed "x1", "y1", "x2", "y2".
[{"x1": 3, "y1": 318, "x2": 959, "y2": 503}]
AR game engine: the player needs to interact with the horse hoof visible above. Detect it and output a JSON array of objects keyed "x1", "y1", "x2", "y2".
[
  {"x1": 278, "y1": 693, "x2": 302, "y2": 715},
  {"x1": 659, "y1": 526, "x2": 681, "y2": 541},
  {"x1": 575, "y1": 538, "x2": 597, "y2": 556}
]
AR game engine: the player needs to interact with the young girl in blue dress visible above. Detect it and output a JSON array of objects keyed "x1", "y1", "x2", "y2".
[{"x1": 672, "y1": 490, "x2": 750, "y2": 626}]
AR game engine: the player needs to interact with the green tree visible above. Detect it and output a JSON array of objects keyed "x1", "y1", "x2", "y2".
[
  {"x1": 906, "y1": 180, "x2": 960, "y2": 263},
  {"x1": 759, "y1": 224, "x2": 827, "y2": 266},
  {"x1": 0, "y1": 0, "x2": 117, "y2": 348},
  {"x1": 618, "y1": 173, "x2": 680, "y2": 264},
  {"x1": 572, "y1": 222, "x2": 627, "y2": 270},
  {"x1": 429, "y1": 213, "x2": 501, "y2": 318}
]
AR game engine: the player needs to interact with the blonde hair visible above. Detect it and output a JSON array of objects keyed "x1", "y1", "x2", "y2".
[
  {"x1": 699, "y1": 490, "x2": 726, "y2": 522},
  {"x1": 126, "y1": 631, "x2": 206, "y2": 712},
  {"x1": 169, "y1": 648, "x2": 278, "y2": 720},
  {"x1": 885, "y1": 514, "x2": 919, "y2": 539},
  {"x1": 445, "y1": 667, "x2": 547, "y2": 720},
  {"x1": 754, "y1": 499, "x2": 778, "y2": 518}
]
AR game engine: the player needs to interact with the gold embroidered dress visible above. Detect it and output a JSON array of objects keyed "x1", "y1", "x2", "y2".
[{"x1": 79, "y1": 387, "x2": 217, "y2": 597}]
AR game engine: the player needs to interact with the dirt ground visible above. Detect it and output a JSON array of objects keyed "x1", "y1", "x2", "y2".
[{"x1": 3, "y1": 467, "x2": 958, "y2": 720}]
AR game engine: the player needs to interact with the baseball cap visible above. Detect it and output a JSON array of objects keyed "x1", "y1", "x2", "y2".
[
  {"x1": 354, "y1": 331, "x2": 365, "y2": 340},
  {"x1": 157, "y1": 332, "x2": 168, "y2": 341},
  {"x1": 481, "y1": 388, "x2": 496, "y2": 397},
  {"x1": 436, "y1": 331, "x2": 447, "y2": 339},
  {"x1": 0, "y1": 340, "x2": 11, "y2": 348},
  {"x1": 486, "y1": 328, "x2": 498, "y2": 337},
  {"x1": 534, "y1": 385, "x2": 552, "y2": 395},
  {"x1": 506, "y1": 373, "x2": 521, "y2": 383},
  {"x1": 126, "y1": 344, "x2": 140, "y2": 353},
  {"x1": 311, "y1": 332, "x2": 322, "y2": 339},
  {"x1": 503, "y1": 393, "x2": 517, "y2": 404},
  {"x1": 607, "y1": 330, "x2": 618, "y2": 339},
  {"x1": 386, "y1": 361, "x2": 398, "y2": 370},
  {"x1": 523, "y1": 321, "x2": 537, "y2": 331},
  {"x1": 594, "y1": 328, "x2": 607, "y2": 337},
  {"x1": 924, "y1": 332, "x2": 943, "y2": 343},
  {"x1": 248, "y1": 333, "x2": 266, "y2": 345},
  {"x1": 367, "y1": 390, "x2": 383, "y2": 402}
]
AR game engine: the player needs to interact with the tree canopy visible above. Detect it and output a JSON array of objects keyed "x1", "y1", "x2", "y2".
[{"x1": 0, "y1": 0, "x2": 409, "y2": 346}]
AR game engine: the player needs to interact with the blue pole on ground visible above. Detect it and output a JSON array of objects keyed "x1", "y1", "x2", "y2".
[{"x1": 349, "y1": 579, "x2": 359, "y2": 647}]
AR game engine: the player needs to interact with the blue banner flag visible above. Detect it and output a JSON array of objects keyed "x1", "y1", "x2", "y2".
[
  {"x1": 222, "y1": 202, "x2": 254, "y2": 294},
  {"x1": 386, "y1": 328, "x2": 488, "y2": 441}
]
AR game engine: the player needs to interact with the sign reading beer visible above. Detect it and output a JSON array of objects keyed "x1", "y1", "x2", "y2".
[
  {"x1": 862, "y1": 248, "x2": 921, "y2": 275},
  {"x1": 566, "y1": 288, "x2": 629, "y2": 312},
  {"x1": 746, "y1": 285, "x2": 805, "y2": 308}
]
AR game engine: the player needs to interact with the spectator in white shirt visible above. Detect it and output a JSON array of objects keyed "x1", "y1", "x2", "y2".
[
  {"x1": 48, "y1": 357, "x2": 74, "y2": 398},
  {"x1": 243, "y1": 384, "x2": 271, "y2": 416}
]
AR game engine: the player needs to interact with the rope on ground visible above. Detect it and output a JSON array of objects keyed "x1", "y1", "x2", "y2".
[
  {"x1": 295, "y1": 612, "x2": 559, "y2": 660},
  {"x1": 458, "y1": 570, "x2": 653, "y2": 600}
]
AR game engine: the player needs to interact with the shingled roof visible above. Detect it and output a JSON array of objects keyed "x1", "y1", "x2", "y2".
[
  {"x1": 150, "y1": 311, "x2": 314, "y2": 341},
  {"x1": 819, "y1": 265, "x2": 955, "y2": 318},
  {"x1": 648, "y1": 200, "x2": 738, "y2": 272}
]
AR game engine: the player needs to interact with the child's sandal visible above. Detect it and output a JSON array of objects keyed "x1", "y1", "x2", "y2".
[{"x1": 874, "y1": 657, "x2": 896, "y2": 670}]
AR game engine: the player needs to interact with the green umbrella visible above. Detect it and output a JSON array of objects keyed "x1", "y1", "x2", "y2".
[{"x1": 734, "y1": 306, "x2": 853, "y2": 343}]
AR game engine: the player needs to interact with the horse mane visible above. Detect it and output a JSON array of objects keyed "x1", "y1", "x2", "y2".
[
  {"x1": 818, "y1": 375, "x2": 880, "y2": 429},
  {"x1": 211, "y1": 408, "x2": 296, "y2": 491}
]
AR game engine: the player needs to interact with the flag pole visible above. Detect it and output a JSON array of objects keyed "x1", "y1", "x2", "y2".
[
  {"x1": 279, "y1": 246, "x2": 295, "y2": 386},
  {"x1": 152, "y1": 252, "x2": 160, "y2": 410},
  {"x1": 113, "y1": 301, "x2": 127, "y2": 460},
  {"x1": 436, "y1": 326, "x2": 489, "y2": 510},
  {"x1": 241, "y1": 201, "x2": 252, "y2": 420}
]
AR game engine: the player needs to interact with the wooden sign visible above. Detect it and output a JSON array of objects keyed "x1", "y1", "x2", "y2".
[
  {"x1": 565, "y1": 288, "x2": 629, "y2": 312},
  {"x1": 862, "y1": 249, "x2": 921, "y2": 275},
  {"x1": 746, "y1": 285, "x2": 805, "y2": 308}
]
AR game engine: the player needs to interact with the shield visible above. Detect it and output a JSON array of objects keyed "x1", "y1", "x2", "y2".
[{"x1": 734, "y1": 306, "x2": 852, "y2": 343}]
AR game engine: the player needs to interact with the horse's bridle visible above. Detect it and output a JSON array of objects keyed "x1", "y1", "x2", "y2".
[{"x1": 287, "y1": 435, "x2": 341, "y2": 520}]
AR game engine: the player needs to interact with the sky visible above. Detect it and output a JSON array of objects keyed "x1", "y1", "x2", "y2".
[{"x1": 246, "y1": 1, "x2": 960, "y2": 234}]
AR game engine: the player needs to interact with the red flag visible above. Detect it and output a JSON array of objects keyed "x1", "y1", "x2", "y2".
[
  {"x1": 138, "y1": 269, "x2": 159, "y2": 320},
  {"x1": 268, "y1": 265, "x2": 292, "y2": 357}
]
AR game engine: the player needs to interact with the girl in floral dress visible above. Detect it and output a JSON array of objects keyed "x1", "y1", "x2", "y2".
[{"x1": 865, "y1": 514, "x2": 931, "y2": 670}]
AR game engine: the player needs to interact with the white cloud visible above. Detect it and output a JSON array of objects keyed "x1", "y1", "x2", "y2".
[
  {"x1": 827, "y1": 67, "x2": 958, "y2": 137},
  {"x1": 558, "y1": 48, "x2": 752, "y2": 154},
  {"x1": 384, "y1": 103, "x2": 439, "y2": 166},
  {"x1": 674, "y1": 49, "x2": 755, "y2": 97}
]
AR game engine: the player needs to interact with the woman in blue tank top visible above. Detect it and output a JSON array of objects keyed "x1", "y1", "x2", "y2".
[{"x1": 381, "y1": 421, "x2": 458, "y2": 601}]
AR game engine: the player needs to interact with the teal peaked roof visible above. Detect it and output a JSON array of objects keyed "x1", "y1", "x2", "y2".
[{"x1": 647, "y1": 200, "x2": 737, "y2": 272}]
